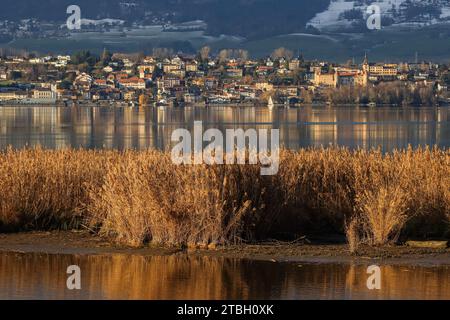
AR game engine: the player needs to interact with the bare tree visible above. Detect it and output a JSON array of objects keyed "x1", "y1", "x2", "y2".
[
  {"x1": 199, "y1": 46, "x2": 211, "y2": 61},
  {"x1": 237, "y1": 49, "x2": 249, "y2": 62},
  {"x1": 218, "y1": 49, "x2": 230, "y2": 64},
  {"x1": 271, "y1": 47, "x2": 294, "y2": 60},
  {"x1": 153, "y1": 48, "x2": 173, "y2": 59}
]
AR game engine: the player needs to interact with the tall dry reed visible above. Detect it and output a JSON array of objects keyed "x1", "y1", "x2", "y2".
[
  {"x1": 87, "y1": 150, "x2": 281, "y2": 246},
  {"x1": 0, "y1": 148, "x2": 113, "y2": 230},
  {"x1": 0, "y1": 147, "x2": 448, "y2": 247}
]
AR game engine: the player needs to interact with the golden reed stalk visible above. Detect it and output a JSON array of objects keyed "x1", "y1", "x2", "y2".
[{"x1": 0, "y1": 147, "x2": 448, "y2": 248}]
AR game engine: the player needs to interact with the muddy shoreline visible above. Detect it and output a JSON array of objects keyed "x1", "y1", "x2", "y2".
[{"x1": 0, "y1": 231, "x2": 449, "y2": 266}]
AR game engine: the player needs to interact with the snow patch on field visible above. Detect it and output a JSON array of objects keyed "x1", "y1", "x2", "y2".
[
  {"x1": 308, "y1": 0, "x2": 355, "y2": 28},
  {"x1": 441, "y1": 8, "x2": 450, "y2": 19},
  {"x1": 307, "y1": 0, "x2": 450, "y2": 31},
  {"x1": 81, "y1": 19, "x2": 125, "y2": 26}
]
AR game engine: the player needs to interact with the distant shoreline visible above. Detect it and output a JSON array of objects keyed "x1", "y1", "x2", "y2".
[{"x1": 0, "y1": 102, "x2": 448, "y2": 108}]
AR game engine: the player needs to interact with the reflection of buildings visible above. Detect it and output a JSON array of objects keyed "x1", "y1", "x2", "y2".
[
  {"x1": 297, "y1": 107, "x2": 447, "y2": 150},
  {"x1": 0, "y1": 107, "x2": 70, "y2": 149},
  {"x1": 0, "y1": 106, "x2": 447, "y2": 151},
  {"x1": 306, "y1": 108, "x2": 338, "y2": 147}
]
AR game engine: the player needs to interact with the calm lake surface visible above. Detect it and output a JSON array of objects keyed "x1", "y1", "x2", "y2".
[
  {"x1": 0, "y1": 105, "x2": 448, "y2": 151},
  {"x1": 1, "y1": 105, "x2": 449, "y2": 300},
  {"x1": 0, "y1": 252, "x2": 449, "y2": 300}
]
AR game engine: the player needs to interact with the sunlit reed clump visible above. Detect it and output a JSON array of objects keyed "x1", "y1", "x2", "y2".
[{"x1": 0, "y1": 147, "x2": 448, "y2": 250}]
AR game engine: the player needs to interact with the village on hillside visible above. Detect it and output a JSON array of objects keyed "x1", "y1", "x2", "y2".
[{"x1": 0, "y1": 47, "x2": 449, "y2": 107}]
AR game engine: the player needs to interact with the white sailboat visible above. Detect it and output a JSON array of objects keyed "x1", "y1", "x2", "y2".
[
  {"x1": 268, "y1": 96, "x2": 274, "y2": 110},
  {"x1": 156, "y1": 99, "x2": 169, "y2": 110},
  {"x1": 284, "y1": 99, "x2": 290, "y2": 109}
]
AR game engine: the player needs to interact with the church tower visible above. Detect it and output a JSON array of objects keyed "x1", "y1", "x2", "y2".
[
  {"x1": 361, "y1": 53, "x2": 369, "y2": 87},
  {"x1": 363, "y1": 52, "x2": 369, "y2": 73}
]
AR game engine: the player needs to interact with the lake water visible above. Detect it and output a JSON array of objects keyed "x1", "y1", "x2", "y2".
[
  {"x1": 0, "y1": 252, "x2": 449, "y2": 300},
  {"x1": 0, "y1": 105, "x2": 448, "y2": 151},
  {"x1": 1, "y1": 105, "x2": 449, "y2": 300}
]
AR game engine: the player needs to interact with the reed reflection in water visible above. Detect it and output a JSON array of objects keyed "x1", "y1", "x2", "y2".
[{"x1": 0, "y1": 252, "x2": 449, "y2": 300}]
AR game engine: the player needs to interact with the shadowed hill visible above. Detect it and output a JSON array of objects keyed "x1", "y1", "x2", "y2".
[{"x1": 0, "y1": 0, "x2": 330, "y2": 39}]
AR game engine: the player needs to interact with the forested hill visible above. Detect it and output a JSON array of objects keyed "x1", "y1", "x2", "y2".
[{"x1": 0, "y1": 0, "x2": 330, "y2": 39}]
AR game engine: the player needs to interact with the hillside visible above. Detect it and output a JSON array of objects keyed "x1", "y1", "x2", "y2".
[
  {"x1": 308, "y1": 0, "x2": 450, "y2": 32},
  {"x1": 0, "y1": 0, "x2": 330, "y2": 39},
  {"x1": 0, "y1": 0, "x2": 449, "y2": 61}
]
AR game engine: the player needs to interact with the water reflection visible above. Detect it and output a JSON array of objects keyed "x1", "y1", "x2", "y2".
[
  {"x1": 0, "y1": 106, "x2": 448, "y2": 151},
  {"x1": 0, "y1": 252, "x2": 449, "y2": 300}
]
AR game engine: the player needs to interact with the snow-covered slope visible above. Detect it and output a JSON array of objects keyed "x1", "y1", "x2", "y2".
[{"x1": 308, "y1": 0, "x2": 450, "y2": 31}]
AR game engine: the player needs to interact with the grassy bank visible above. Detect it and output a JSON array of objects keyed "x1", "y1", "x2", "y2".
[{"x1": 0, "y1": 147, "x2": 448, "y2": 251}]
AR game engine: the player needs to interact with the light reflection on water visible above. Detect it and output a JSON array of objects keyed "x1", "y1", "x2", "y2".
[
  {"x1": 0, "y1": 252, "x2": 449, "y2": 300},
  {"x1": 0, "y1": 106, "x2": 448, "y2": 300},
  {"x1": 0, "y1": 106, "x2": 448, "y2": 151}
]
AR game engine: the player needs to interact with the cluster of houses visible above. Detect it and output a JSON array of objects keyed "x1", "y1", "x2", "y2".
[{"x1": 0, "y1": 50, "x2": 449, "y2": 107}]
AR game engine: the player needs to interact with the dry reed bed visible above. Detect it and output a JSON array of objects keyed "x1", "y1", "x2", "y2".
[{"x1": 0, "y1": 147, "x2": 448, "y2": 250}]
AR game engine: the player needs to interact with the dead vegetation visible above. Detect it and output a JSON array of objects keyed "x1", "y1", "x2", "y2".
[{"x1": 0, "y1": 147, "x2": 448, "y2": 249}]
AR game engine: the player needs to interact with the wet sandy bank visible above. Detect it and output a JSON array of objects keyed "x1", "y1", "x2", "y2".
[{"x1": 0, "y1": 231, "x2": 449, "y2": 266}]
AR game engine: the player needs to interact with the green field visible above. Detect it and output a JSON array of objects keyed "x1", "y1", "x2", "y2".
[{"x1": 241, "y1": 26, "x2": 450, "y2": 62}]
